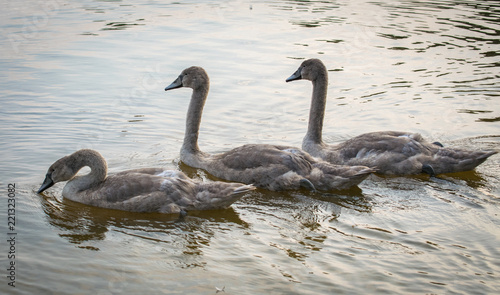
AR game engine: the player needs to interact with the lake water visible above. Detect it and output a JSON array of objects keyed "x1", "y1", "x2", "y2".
[{"x1": 1, "y1": 0, "x2": 499, "y2": 294}]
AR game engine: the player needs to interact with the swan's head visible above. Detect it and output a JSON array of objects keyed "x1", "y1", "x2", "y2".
[
  {"x1": 165, "y1": 66, "x2": 209, "y2": 91},
  {"x1": 286, "y1": 58, "x2": 327, "y2": 82},
  {"x1": 37, "y1": 155, "x2": 76, "y2": 193},
  {"x1": 37, "y1": 149, "x2": 103, "y2": 194}
]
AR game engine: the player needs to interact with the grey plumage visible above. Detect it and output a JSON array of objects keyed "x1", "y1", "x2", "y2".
[
  {"x1": 164, "y1": 66, "x2": 375, "y2": 191},
  {"x1": 37, "y1": 149, "x2": 255, "y2": 213},
  {"x1": 287, "y1": 58, "x2": 497, "y2": 175}
]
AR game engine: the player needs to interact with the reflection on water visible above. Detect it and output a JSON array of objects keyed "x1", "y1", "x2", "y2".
[
  {"x1": 1, "y1": 0, "x2": 499, "y2": 294},
  {"x1": 39, "y1": 190, "x2": 249, "y2": 256},
  {"x1": 40, "y1": 193, "x2": 108, "y2": 247}
]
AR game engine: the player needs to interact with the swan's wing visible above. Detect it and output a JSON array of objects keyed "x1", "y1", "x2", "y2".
[
  {"x1": 94, "y1": 174, "x2": 193, "y2": 203},
  {"x1": 218, "y1": 144, "x2": 313, "y2": 172},
  {"x1": 338, "y1": 131, "x2": 434, "y2": 159},
  {"x1": 93, "y1": 174, "x2": 254, "y2": 213}
]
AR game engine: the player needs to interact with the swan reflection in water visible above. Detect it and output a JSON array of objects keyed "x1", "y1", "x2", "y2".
[
  {"x1": 37, "y1": 176, "x2": 374, "y2": 263},
  {"x1": 37, "y1": 154, "x2": 493, "y2": 264},
  {"x1": 38, "y1": 190, "x2": 248, "y2": 255}
]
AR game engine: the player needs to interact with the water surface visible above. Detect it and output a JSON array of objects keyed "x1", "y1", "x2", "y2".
[{"x1": 0, "y1": 0, "x2": 499, "y2": 294}]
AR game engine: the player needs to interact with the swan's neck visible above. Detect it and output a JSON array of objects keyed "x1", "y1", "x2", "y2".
[
  {"x1": 182, "y1": 85, "x2": 208, "y2": 158},
  {"x1": 63, "y1": 150, "x2": 107, "y2": 197},
  {"x1": 305, "y1": 72, "x2": 328, "y2": 145}
]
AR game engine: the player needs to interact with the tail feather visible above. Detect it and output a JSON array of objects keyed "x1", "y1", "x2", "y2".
[
  {"x1": 477, "y1": 150, "x2": 498, "y2": 161},
  {"x1": 432, "y1": 149, "x2": 497, "y2": 174},
  {"x1": 194, "y1": 182, "x2": 255, "y2": 210},
  {"x1": 356, "y1": 167, "x2": 378, "y2": 176},
  {"x1": 309, "y1": 162, "x2": 375, "y2": 190},
  {"x1": 231, "y1": 184, "x2": 257, "y2": 196}
]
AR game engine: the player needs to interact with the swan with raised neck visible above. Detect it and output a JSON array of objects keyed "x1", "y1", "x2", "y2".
[
  {"x1": 37, "y1": 149, "x2": 255, "y2": 213},
  {"x1": 286, "y1": 58, "x2": 497, "y2": 175},
  {"x1": 165, "y1": 66, "x2": 375, "y2": 191}
]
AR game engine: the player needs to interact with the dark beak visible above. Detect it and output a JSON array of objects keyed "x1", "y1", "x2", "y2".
[
  {"x1": 164, "y1": 75, "x2": 183, "y2": 91},
  {"x1": 37, "y1": 173, "x2": 54, "y2": 194},
  {"x1": 286, "y1": 68, "x2": 302, "y2": 82}
]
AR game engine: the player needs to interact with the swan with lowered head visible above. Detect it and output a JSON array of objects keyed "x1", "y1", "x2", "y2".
[
  {"x1": 286, "y1": 58, "x2": 497, "y2": 176},
  {"x1": 37, "y1": 149, "x2": 255, "y2": 213},
  {"x1": 164, "y1": 66, "x2": 375, "y2": 191}
]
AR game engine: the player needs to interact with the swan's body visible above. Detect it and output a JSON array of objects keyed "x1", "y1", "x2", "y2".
[
  {"x1": 37, "y1": 149, "x2": 255, "y2": 213},
  {"x1": 164, "y1": 66, "x2": 375, "y2": 191},
  {"x1": 286, "y1": 58, "x2": 497, "y2": 175}
]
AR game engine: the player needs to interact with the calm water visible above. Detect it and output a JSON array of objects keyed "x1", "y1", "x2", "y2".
[{"x1": 1, "y1": 0, "x2": 499, "y2": 294}]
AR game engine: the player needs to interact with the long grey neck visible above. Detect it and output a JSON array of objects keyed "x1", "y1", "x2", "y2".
[
  {"x1": 305, "y1": 72, "x2": 328, "y2": 145},
  {"x1": 181, "y1": 86, "x2": 208, "y2": 156},
  {"x1": 65, "y1": 150, "x2": 107, "y2": 195}
]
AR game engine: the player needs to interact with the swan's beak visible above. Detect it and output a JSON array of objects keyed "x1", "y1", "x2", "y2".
[
  {"x1": 165, "y1": 75, "x2": 183, "y2": 91},
  {"x1": 286, "y1": 68, "x2": 302, "y2": 82},
  {"x1": 37, "y1": 173, "x2": 54, "y2": 194}
]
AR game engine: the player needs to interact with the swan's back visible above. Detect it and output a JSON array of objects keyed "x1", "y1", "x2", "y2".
[
  {"x1": 218, "y1": 144, "x2": 313, "y2": 172},
  {"x1": 68, "y1": 171, "x2": 254, "y2": 213},
  {"x1": 319, "y1": 131, "x2": 497, "y2": 175},
  {"x1": 198, "y1": 144, "x2": 375, "y2": 191}
]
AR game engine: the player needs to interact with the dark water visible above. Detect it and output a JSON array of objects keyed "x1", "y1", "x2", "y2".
[{"x1": 0, "y1": 0, "x2": 499, "y2": 294}]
